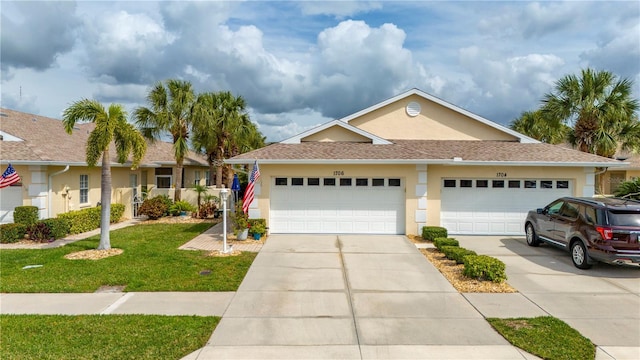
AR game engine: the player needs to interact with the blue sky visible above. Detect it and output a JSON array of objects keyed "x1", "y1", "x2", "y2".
[{"x1": 2, "y1": 1, "x2": 639, "y2": 142}]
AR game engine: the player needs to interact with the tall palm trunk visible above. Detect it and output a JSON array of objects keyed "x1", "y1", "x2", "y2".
[
  {"x1": 98, "y1": 149, "x2": 112, "y2": 250},
  {"x1": 175, "y1": 158, "x2": 183, "y2": 201}
]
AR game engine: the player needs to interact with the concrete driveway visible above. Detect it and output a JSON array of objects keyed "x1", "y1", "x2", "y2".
[
  {"x1": 456, "y1": 236, "x2": 640, "y2": 360},
  {"x1": 190, "y1": 235, "x2": 536, "y2": 359}
]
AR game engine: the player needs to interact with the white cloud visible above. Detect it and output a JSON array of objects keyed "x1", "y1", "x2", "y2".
[{"x1": 298, "y1": 1, "x2": 383, "y2": 18}]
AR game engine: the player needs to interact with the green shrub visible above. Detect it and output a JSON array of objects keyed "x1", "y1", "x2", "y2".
[
  {"x1": 248, "y1": 218, "x2": 267, "y2": 235},
  {"x1": 463, "y1": 255, "x2": 507, "y2": 283},
  {"x1": 440, "y1": 246, "x2": 477, "y2": 264},
  {"x1": 138, "y1": 196, "x2": 169, "y2": 220},
  {"x1": 422, "y1": 226, "x2": 447, "y2": 241},
  {"x1": 110, "y1": 203, "x2": 125, "y2": 223},
  {"x1": 0, "y1": 223, "x2": 27, "y2": 243},
  {"x1": 433, "y1": 237, "x2": 459, "y2": 250},
  {"x1": 169, "y1": 200, "x2": 196, "y2": 216},
  {"x1": 42, "y1": 218, "x2": 70, "y2": 239},
  {"x1": 13, "y1": 206, "x2": 39, "y2": 227},
  {"x1": 57, "y1": 205, "x2": 125, "y2": 234},
  {"x1": 27, "y1": 222, "x2": 53, "y2": 243}
]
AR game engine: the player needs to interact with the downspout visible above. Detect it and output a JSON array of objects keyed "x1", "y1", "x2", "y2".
[
  {"x1": 594, "y1": 166, "x2": 608, "y2": 196},
  {"x1": 48, "y1": 165, "x2": 70, "y2": 218}
]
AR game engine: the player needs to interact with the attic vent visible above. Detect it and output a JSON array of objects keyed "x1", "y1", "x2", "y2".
[
  {"x1": 32, "y1": 118, "x2": 37, "y2": 122},
  {"x1": 0, "y1": 112, "x2": 8, "y2": 117},
  {"x1": 406, "y1": 101, "x2": 421, "y2": 117}
]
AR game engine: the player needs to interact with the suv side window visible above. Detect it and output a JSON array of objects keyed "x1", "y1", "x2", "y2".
[
  {"x1": 559, "y1": 202, "x2": 579, "y2": 219},
  {"x1": 546, "y1": 200, "x2": 565, "y2": 215},
  {"x1": 583, "y1": 205, "x2": 597, "y2": 225}
]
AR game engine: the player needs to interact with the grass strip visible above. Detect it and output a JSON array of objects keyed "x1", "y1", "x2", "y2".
[
  {"x1": 0, "y1": 223, "x2": 256, "y2": 292},
  {"x1": 487, "y1": 316, "x2": 595, "y2": 360},
  {"x1": 0, "y1": 314, "x2": 218, "y2": 360}
]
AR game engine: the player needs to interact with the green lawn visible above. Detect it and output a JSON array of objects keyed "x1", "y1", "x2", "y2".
[
  {"x1": 487, "y1": 316, "x2": 596, "y2": 360},
  {"x1": 0, "y1": 223, "x2": 256, "y2": 293},
  {"x1": 0, "y1": 314, "x2": 218, "y2": 360}
]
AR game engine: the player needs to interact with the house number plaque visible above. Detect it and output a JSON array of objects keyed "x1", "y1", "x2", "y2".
[
  {"x1": 496, "y1": 172, "x2": 507, "y2": 178},
  {"x1": 333, "y1": 171, "x2": 345, "y2": 176}
]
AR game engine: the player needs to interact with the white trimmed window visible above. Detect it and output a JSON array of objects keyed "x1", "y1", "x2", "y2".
[
  {"x1": 80, "y1": 174, "x2": 89, "y2": 204},
  {"x1": 195, "y1": 171, "x2": 201, "y2": 186}
]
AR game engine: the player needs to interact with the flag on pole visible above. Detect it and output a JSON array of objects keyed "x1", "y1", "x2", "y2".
[
  {"x1": 0, "y1": 164, "x2": 21, "y2": 189},
  {"x1": 242, "y1": 160, "x2": 260, "y2": 214}
]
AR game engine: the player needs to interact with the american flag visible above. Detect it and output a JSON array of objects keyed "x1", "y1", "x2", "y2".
[
  {"x1": 242, "y1": 160, "x2": 260, "y2": 214},
  {"x1": 0, "y1": 164, "x2": 21, "y2": 189}
]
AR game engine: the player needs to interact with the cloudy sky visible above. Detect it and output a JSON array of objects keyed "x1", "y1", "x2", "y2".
[{"x1": 2, "y1": 1, "x2": 639, "y2": 142}]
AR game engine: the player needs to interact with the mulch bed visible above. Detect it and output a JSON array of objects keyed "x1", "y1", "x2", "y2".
[{"x1": 408, "y1": 235, "x2": 517, "y2": 293}]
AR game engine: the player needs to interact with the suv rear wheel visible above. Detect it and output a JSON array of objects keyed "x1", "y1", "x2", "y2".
[
  {"x1": 525, "y1": 223, "x2": 540, "y2": 247},
  {"x1": 571, "y1": 241, "x2": 592, "y2": 269}
]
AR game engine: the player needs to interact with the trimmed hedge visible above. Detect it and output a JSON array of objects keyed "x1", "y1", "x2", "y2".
[
  {"x1": 42, "y1": 218, "x2": 71, "y2": 239},
  {"x1": 440, "y1": 246, "x2": 477, "y2": 264},
  {"x1": 13, "y1": 206, "x2": 39, "y2": 227},
  {"x1": 463, "y1": 255, "x2": 507, "y2": 283},
  {"x1": 0, "y1": 223, "x2": 27, "y2": 243},
  {"x1": 57, "y1": 204, "x2": 125, "y2": 235},
  {"x1": 422, "y1": 226, "x2": 448, "y2": 241},
  {"x1": 138, "y1": 196, "x2": 169, "y2": 220},
  {"x1": 433, "y1": 237, "x2": 459, "y2": 250}
]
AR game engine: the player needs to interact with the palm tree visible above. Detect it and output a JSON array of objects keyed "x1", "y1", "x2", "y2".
[
  {"x1": 542, "y1": 68, "x2": 640, "y2": 156},
  {"x1": 135, "y1": 79, "x2": 195, "y2": 201},
  {"x1": 191, "y1": 183, "x2": 209, "y2": 218},
  {"x1": 63, "y1": 100, "x2": 147, "y2": 250},
  {"x1": 510, "y1": 110, "x2": 569, "y2": 144},
  {"x1": 192, "y1": 91, "x2": 264, "y2": 187}
]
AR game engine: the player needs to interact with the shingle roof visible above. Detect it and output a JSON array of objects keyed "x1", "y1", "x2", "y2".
[
  {"x1": 0, "y1": 108, "x2": 207, "y2": 167},
  {"x1": 228, "y1": 139, "x2": 626, "y2": 166}
]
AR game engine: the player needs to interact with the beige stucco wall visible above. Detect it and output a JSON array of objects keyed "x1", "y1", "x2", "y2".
[
  {"x1": 599, "y1": 169, "x2": 640, "y2": 195},
  {"x1": 425, "y1": 165, "x2": 592, "y2": 228},
  {"x1": 348, "y1": 94, "x2": 518, "y2": 141},
  {"x1": 302, "y1": 126, "x2": 371, "y2": 142},
  {"x1": 250, "y1": 163, "x2": 595, "y2": 236}
]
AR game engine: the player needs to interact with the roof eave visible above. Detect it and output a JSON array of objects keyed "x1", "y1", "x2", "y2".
[{"x1": 225, "y1": 158, "x2": 627, "y2": 167}]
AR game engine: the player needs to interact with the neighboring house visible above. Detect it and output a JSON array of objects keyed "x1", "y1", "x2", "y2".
[
  {"x1": 0, "y1": 108, "x2": 211, "y2": 224},
  {"x1": 227, "y1": 89, "x2": 628, "y2": 236},
  {"x1": 600, "y1": 154, "x2": 640, "y2": 195}
]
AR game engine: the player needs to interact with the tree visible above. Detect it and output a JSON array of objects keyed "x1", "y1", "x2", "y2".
[
  {"x1": 542, "y1": 68, "x2": 640, "y2": 157},
  {"x1": 63, "y1": 100, "x2": 147, "y2": 250},
  {"x1": 614, "y1": 178, "x2": 640, "y2": 200},
  {"x1": 510, "y1": 110, "x2": 570, "y2": 144},
  {"x1": 192, "y1": 91, "x2": 265, "y2": 187},
  {"x1": 135, "y1": 79, "x2": 195, "y2": 201}
]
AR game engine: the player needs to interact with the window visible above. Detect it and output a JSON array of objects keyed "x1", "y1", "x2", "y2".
[
  {"x1": 155, "y1": 168, "x2": 172, "y2": 189},
  {"x1": 356, "y1": 178, "x2": 368, "y2": 186},
  {"x1": 540, "y1": 180, "x2": 553, "y2": 189},
  {"x1": 476, "y1": 180, "x2": 488, "y2": 188},
  {"x1": 292, "y1": 177, "x2": 304, "y2": 186},
  {"x1": 205, "y1": 171, "x2": 211, "y2": 186},
  {"x1": 308, "y1": 178, "x2": 320, "y2": 186},
  {"x1": 275, "y1": 178, "x2": 288, "y2": 186},
  {"x1": 388, "y1": 178, "x2": 401, "y2": 187},
  {"x1": 372, "y1": 178, "x2": 385, "y2": 187},
  {"x1": 324, "y1": 178, "x2": 336, "y2": 186},
  {"x1": 560, "y1": 202, "x2": 579, "y2": 219},
  {"x1": 194, "y1": 171, "x2": 201, "y2": 186},
  {"x1": 525, "y1": 180, "x2": 537, "y2": 189},
  {"x1": 80, "y1": 174, "x2": 89, "y2": 204},
  {"x1": 444, "y1": 179, "x2": 456, "y2": 188},
  {"x1": 508, "y1": 180, "x2": 521, "y2": 188},
  {"x1": 546, "y1": 200, "x2": 564, "y2": 215},
  {"x1": 556, "y1": 181, "x2": 569, "y2": 189},
  {"x1": 492, "y1": 180, "x2": 504, "y2": 188},
  {"x1": 460, "y1": 180, "x2": 472, "y2": 188},
  {"x1": 340, "y1": 178, "x2": 352, "y2": 186}
]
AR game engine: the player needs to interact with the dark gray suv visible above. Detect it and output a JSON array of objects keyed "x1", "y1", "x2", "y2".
[{"x1": 525, "y1": 197, "x2": 640, "y2": 269}]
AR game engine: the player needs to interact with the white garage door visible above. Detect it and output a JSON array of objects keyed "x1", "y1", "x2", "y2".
[
  {"x1": 441, "y1": 179, "x2": 572, "y2": 235},
  {"x1": 270, "y1": 177, "x2": 405, "y2": 234},
  {"x1": 0, "y1": 186, "x2": 23, "y2": 224}
]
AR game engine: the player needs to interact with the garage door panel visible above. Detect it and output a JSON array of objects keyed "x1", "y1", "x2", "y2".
[
  {"x1": 442, "y1": 179, "x2": 572, "y2": 235},
  {"x1": 271, "y1": 177, "x2": 404, "y2": 234}
]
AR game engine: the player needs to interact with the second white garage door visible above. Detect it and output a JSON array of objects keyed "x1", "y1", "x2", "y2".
[
  {"x1": 270, "y1": 177, "x2": 405, "y2": 234},
  {"x1": 441, "y1": 179, "x2": 572, "y2": 235}
]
